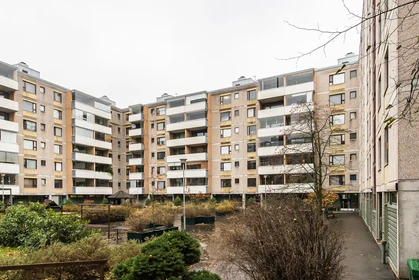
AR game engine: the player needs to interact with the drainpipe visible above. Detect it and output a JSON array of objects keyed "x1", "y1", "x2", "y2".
[{"x1": 372, "y1": 0, "x2": 378, "y2": 233}]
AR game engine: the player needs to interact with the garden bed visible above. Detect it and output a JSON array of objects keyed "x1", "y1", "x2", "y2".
[
  {"x1": 181, "y1": 216, "x2": 215, "y2": 225},
  {"x1": 127, "y1": 226, "x2": 179, "y2": 242}
]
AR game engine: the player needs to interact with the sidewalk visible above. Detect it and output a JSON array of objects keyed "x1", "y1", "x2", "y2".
[{"x1": 333, "y1": 213, "x2": 397, "y2": 280}]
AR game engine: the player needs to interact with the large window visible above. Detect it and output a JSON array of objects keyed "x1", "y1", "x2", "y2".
[
  {"x1": 23, "y1": 81, "x2": 36, "y2": 94},
  {"x1": 329, "y1": 155, "x2": 345, "y2": 166},
  {"x1": 330, "y1": 134, "x2": 345, "y2": 145},
  {"x1": 156, "y1": 107, "x2": 166, "y2": 116},
  {"x1": 54, "y1": 92, "x2": 62, "y2": 102},
  {"x1": 247, "y1": 161, "x2": 256, "y2": 170},
  {"x1": 247, "y1": 90, "x2": 256, "y2": 100},
  {"x1": 329, "y1": 93, "x2": 345, "y2": 105},
  {"x1": 384, "y1": 126, "x2": 389, "y2": 164},
  {"x1": 221, "y1": 179, "x2": 231, "y2": 188},
  {"x1": 23, "y1": 120, "x2": 36, "y2": 132},
  {"x1": 0, "y1": 151, "x2": 18, "y2": 164},
  {"x1": 157, "y1": 181, "x2": 166, "y2": 190},
  {"x1": 0, "y1": 130, "x2": 17, "y2": 143},
  {"x1": 23, "y1": 100, "x2": 36, "y2": 113},
  {"x1": 329, "y1": 175, "x2": 345, "y2": 186},
  {"x1": 247, "y1": 178, "x2": 257, "y2": 187},
  {"x1": 247, "y1": 143, "x2": 256, "y2": 152},
  {"x1": 157, "y1": 152, "x2": 165, "y2": 160},
  {"x1": 220, "y1": 111, "x2": 231, "y2": 121},
  {"x1": 247, "y1": 108, "x2": 256, "y2": 118},
  {"x1": 55, "y1": 162, "x2": 62, "y2": 172},
  {"x1": 247, "y1": 125, "x2": 256, "y2": 135},
  {"x1": 23, "y1": 140, "x2": 37, "y2": 150},
  {"x1": 55, "y1": 179, "x2": 63, "y2": 189},
  {"x1": 330, "y1": 114, "x2": 345, "y2": 125},
  {"x1": 329, "y1": 73, "x2": 345, "y2": 85},
  {"x1": 24, "y1": 159, "x2": 37, "y2": 169},
  {"x1": 220, "y1": 162, "x2": 232, "y2": 171},
  {"x1": 54, "y1": 144, "x2": 62, "y2": 154},
  {"x1": 54, "y1": 109, "x2": 62, "y2": 120},
  {"x1": 286, "y1": 92, "x2": 311, "y2": 105},
  {"x1": 24, "y1": 178, "x2": 37, "y2": 188},
  {"x1": 220, "y1": 128, "x2": 231, "y2": 138},
  {"x1": 54, "y1": 127, "x2": 62, "y2": 137},
  {"x1": 157, "y1": 166, "x2": 166, "y2": 175},
  {"x1": 220, "y1": 95, "x2": 231, "y2": 105},
  {"x1": 220, "y1": 145, "x2": 231, "y2": 155},
  {"x1": 157, "y1": 137, "x2": 165, "y2": 145},
  {"x1": 157, "y1": 122, "x2": 165, "y2": 130}
]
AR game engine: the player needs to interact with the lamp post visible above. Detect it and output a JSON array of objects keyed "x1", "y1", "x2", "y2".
[
  {"x1": 264, "y1": 175, "x2": 267, "y2": 208},
  {"x1": 180, "y1": 158, "x2": 187, "y2": 231},
  {"x1": 1, "y1": 173, "x2": 5, "y2": 204}
]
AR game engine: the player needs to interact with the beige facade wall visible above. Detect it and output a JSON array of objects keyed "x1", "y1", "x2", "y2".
[{"x1": 110, "y1": 107, "x2": 129, "y2": 192}]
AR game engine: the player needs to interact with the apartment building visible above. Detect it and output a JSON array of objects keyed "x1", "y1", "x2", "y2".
[
  {"x1": 359, "y1": 0, "x2": 419, "y2": 277},
  {"x1": 209, "y1": 77, "x2": 258, "y2": 202},
  {"x1": 0, "y1": 61, "x2": 19, "y2": 205},
  {"x1": 316, "y1": 55, "x2": 360, "y2": 209}
]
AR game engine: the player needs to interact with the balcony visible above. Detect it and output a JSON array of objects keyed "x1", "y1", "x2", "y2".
[
  {"x1": 129, "y1": 187, "x2": 145, "y2": 195},
  {"x1": 167, "y1": 136, "x2": 207, "y2": 147},
  {"x1": 257, "y1": 146, "x2": 283, "y2": 157},
  {"x1": 258, "y1": 82, "x2": 314, "y2": 101},
  {"x1": 258, "y1": 183, "x2": 313, "y2": 193},
  {"x1": 129, "y1": 143, "x2": 144, "y2": 152},
  {"x1": 0, "y1": 142, "x2": 19, "y2": 153},
  {"x1": 72, "y1": 135, "x2": 112, "y2": 150},
  {"x1": 166, "y1": 169, "x2": 208, "y2": 179},
  {"x1": 129, "y1": 128, "x2": 144, "y2": 137},
  {"x1": 73, "y1": 101, "x2": 111, "y2": 120},
  {"x1": 129, "y1": 113, "x2": 143, "y2": 122},
  {"x1": 166, "y1": 102, "x2": 207, "y2": 116},
  {"x1": 129, "y1": 158, "x2": 144, "y2": 166},
  {"x1": 166, "y1": 153, "x2": 208, "y2": 163},
  {"x1": 0, "y1": 98, "x2": 18, "y2": 112},
  {"x1": 258, "y1": 164, "x2": 314, "y2": 175},
  {"x1": 257, "y1": 125, "x2": 288, "y2": 138},
  {"x1": 129, "y1": 172, "x2": 144, "y2": 180},
  {"x1": 0, "y1": 162, "x2": 19, "y2": 174},
  {"x1": 0, "y1": 75, "x2": 18, "y2": 92},
  {"x1": 167, "y1": 185, "x2": 208, "y2": 194},
  {"x1": 74, "y1": 187, "x2": 113, "y2": 195},
  {"x1": 73, "y1": 119, "x2": 111, "y2": 135},
  {"x1": 72, "y1": 169, "x2": 112, "y2": 180},
  {"x1": 166, "y1": 119, "x2": 208, "y2": 132},
  {"x1": 0, "y1": 119, "x2": 19, "y2": 133},
  {"x1": 258, "y1": 106, "x2": 291, "y2": 119},
  {"x1": 72, "y1": 152, "x2": 112, "y2": 165}
]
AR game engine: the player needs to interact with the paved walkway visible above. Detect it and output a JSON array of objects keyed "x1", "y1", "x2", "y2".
[{"x1": 334, "y1": 213, "x2": 397, "y2": 280}]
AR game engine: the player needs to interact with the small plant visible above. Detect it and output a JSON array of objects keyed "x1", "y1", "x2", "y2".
[
  {"x1": 62, "y1": 204, "x2": 80, "y2": 212},
  {"x1": 247, "y1": 197, "x2": 255, "y2": 206},
  {"x1": 125, "y1": 208, "x2": 152, "y2": 232},
  {"x1": 104, "y1": 165, "x2": 114, "y2": 175},
  {"x1": 209, "y1": 197, "x2": 217, "y2": 205},
  {"x1": 174, "y1": 196, "x2": 182, "y2": 206},
  {"x1": 64, "y1": 198, "x2": 74, "y2": 205},
  {"x1": 101, "y1": 197, "x2": 110, "y2": 204},
  {"x1": 145, "y1": 198, "x2": 152, "y2": 206},
  {"x1": 215, "y1": 200, "x2": 235, "y2": 215},
  {"x1": 185, "y1": 270, "x2": 222, "y2": 280}
]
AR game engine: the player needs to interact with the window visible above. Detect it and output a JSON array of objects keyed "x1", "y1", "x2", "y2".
[
  {"x1": 234, "y1": 110, "x2": 239, "y2": 117},
  {"x1": 350, "y1": 91, "x2": 357, "y2": 99},
  {"x1": 247, "y1": 143, "x2": 256, "y2": 152},
  {"x1": 220, "y1": 111, "x2": 231, "y2": 121},
  {"x1": 41, "y1": 160, "x2": 46, "y2": 166},
  {"x1": 220, "y1": 95, "x2": 231, "y2": 105},
  {"x1": 151, "y1": 152, "x2": 155, "y2": 158},
  {"x1": 55, "y1": 162, "x2": 62, "y2": 171},
  {"x1": 24, "y1": 178, "x2": 37, "y2": 188},
  {"x1": 330, "y1": 114, "x2": 345, "y2": 125},
  {"x1": 235, "y1": 178, "x2": 239, "y2": 184},
  {"x1": 350, "y1": 133, "x2": 357, "y2": 140},
  {"x1": 54, "y1": 92, "x2": 62, "y2": 103},
  {"x1": 378, "y1": 137, "x2": 382, "y2": 170},
  {"x1": 40, "y1": 123, "x2": 45, "y2": 131},
  {"x1": 350, "y1": 70, "x2": 357, "y2": 78},
  {"x1": 329, "y1": 155, "x2": 345, "y2": 166},
  {"x1": 157, "y1": 166, "x2": 166, "y2": 174},
  {"x1": 24, "y1": 140, "x2": 37, "y2": 151},
  {"x1": 220, "y1": 162, "x2": 232, "y2": 171},
  {"x1": 118, "y1": 168, "x2": 121, "y2": 174},
  {"x1": 0, "y1": 130, "x2": 17, "y2": 143},
  {"x1": 24, "y1": 159, "x2": 37, "y2": 169},
  {"x1": 41, "y1": 178, "x2": 46, "y2": 185},
  {"x1": 384, "y1": 126, "x2": 389, "y2": 164},
  {"x1": 40, "y1": 105, "x2": 45, "y2": 113},
  {"x1": 247, "y1": 108, "x2": 256, "y2": 118},
  {"x1": 40, "y1": 86, "x2": 45, "y2": 94},
  {"x1": 329, "y1": 175, "x2": 345, "y2": 186},
  {"x1": 247, "y1": 160, "x2": 256, "y2": 170},
  {"x1": 53, "y1": 109, "x2": 62, "y2": 120},
  {"x1": 157, "y1": 152, "x2": 165, "y2": 160},
  {"x1": 151, "y1": 123, "x2": 154, "y2": 129},
  {"x1": 247, "y1": 90, "x2": 256, "y2": 100},
  {"x1": 329, "y1": 94, "x2": 345, "y2": 105},
  {"x1": 157, "y1": 122, "x2": 165, "y2": 130},
  {"x1": 221, "y1": 179, "x2": 231, "y2": 188},
  {"x1": 234, "y1": 127, "x2": 239, "y2": 134},
  {"x1": 23, "y1": 100, "x2": 36, "y2": 113},
  {"x1": 117, "y1": 113, "x2": 121, "y2": 120},
  {"x1": 350, "y1": 154, "x2": 357, "y2": 161},
  {"x1": 157, "y1": 181, "x2": 166, "y2": 190},
  {"x1": 235, "y1": 161, "x2": 239, "y2": 167},
  {"x1": 350, "y1": 112, "x2": 357, "y2": 120},
  {"x1": 156, "y1": 107, "x2": 166, "y2": 116},
  {"x1": 247, "y1": 125, "x2": 256, "y2": 135},
  {"x1": 23, "y1": 81, "x2": 36, "y2": 94},
  {"x1": 126, "y1": 169, "x2": 130, "y2": 176},
  {"x1": 234, "y1": 144, "x2": 239, "y2": 151},
  {"x1": 247, "y1": 178, "x2": 256, "y2": 187},
  {"x1": 220, "y1": 145, "x2": 231, "y2": 155},
  {"x1": 150, "y1": 108, "x2": 155, "y2": 115},
  {"x1": 329, "y1": 73, "x2": 345, "y2": 85},
  {"x1": 54, "y1": 127, "x2": 62, "y2": 137},
  {"x1": 157, "y1": 137, "x2": 165, "y2": 145},
  {"x1": 152, "y1": 138, "x2": 155, "y2": 143},
  {"x1": 118, "y1": 155, "x2": 121, "y2": 161},
  {"x1": 23, "y1": 120, "x2": 37, "y2": 132},
  {"x1": 234, "y1": 93, "x2": 239, "y2": 99},
  {"x1": 41, "y1": 142, "x2": 46, "y2": 149},
  {"x1": 220, "y1": 128, "x2": 231, "y2": 138},
  {"x1": 54, "y1": 144, "x2": 62, "y2": 154},
  {"x1": 55, "y1": 179, "x2": 63, "y2": 189},
  {"x1": 350, "y1": 174, "x2": 357, "y2": 181},
  {"x1": 118, "y1": 127, "x2": 121, "y2": 133}
]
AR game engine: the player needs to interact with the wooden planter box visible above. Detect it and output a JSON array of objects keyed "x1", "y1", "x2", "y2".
[
  {"x1": 181, "y1": 216, "x2": 215, "y2": 225},
  {"x1": 127, "y1": 226, "x2": 179, "y2": 242}
]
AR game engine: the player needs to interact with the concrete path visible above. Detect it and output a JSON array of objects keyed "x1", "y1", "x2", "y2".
[{"x1": 333, "y1": 213, "x2": 397, "y2": 280}]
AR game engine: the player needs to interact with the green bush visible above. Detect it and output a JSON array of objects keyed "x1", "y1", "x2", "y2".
[
  {"x1": 145, "y1": 198, "x2": 152, "y2": 206},
  {"x1": 0, "y1": 202, "x2": 92, "y2": 247},
  {"x1": 174, "y1": 196, "x2": 182, "y2": 206},
  {"x1": 215, "y1": 200, "x2": 235, "y2": 215},
  {"x1": 101, "y1": 197, "x2": 110, "y2": 204},
  {"x1": 185, "y1": 203, "x2": 215, "y2": 218},
  {"x1": 82, "y1": 206, "x2": 133, "y2": 224},
  {"x1": 209, "y1": 197, "x2": 217, "y2": 205},
  {"x1": 62, "y1": 204, "x2": 80, "y2": 212},
  {"x1": 247, "y1": 197, "x2": 255, "y2": 206},
  {"x1": 185, "y1": 270, "x2": 222, "y2": 280},
  {"x1": 64, "y1": 198, "x2": 74, "y2": 205}
]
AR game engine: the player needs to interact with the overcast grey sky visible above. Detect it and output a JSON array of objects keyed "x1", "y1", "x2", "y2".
[{"x1": 1, "y1": 0, "x2": 362, "y2": 108}]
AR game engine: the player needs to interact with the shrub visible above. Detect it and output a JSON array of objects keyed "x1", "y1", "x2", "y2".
[
  {"x1": 185, "y1": 270, "x2": 222, "y2": 280},
  {"x1": 0, "y1": 202, "x2": 92, "y2": 247},
  {"x1": 215, "y1": 200, "x2": 235, "y2": 215},
  {"x1": 64, "y1": 198, "x2": 74, "y2": 205},
  {"x1": 82, "y1": 206, "x2": 133, "y2": 224},
  {"x1": 145, "y1": 198, "x2": 151, "y2": 206},
  {"x1": 209, "y1": 197, "x2": 217, "y2": 205},
  {"x1": 62, "y1": 204, "x2": 80, "y2": 212},
  {"x1": 125, "y1": 204, "x2": 175, "y2": 231},
  {"x1": 125, "y1": 208, "x2": 152, "y2": 232},
  {"x1": 174, "y1": 196, "x2": 182, "y2": 206},
  {"x1": 154, "y1": 204, "x2": 176, "y2": 227},
  {"x1": 185, "y1": 203, "x2": 215, "y2": 218},
  {"x1": 101, "y1": 197, "x2": 110, "y2": 204}
]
